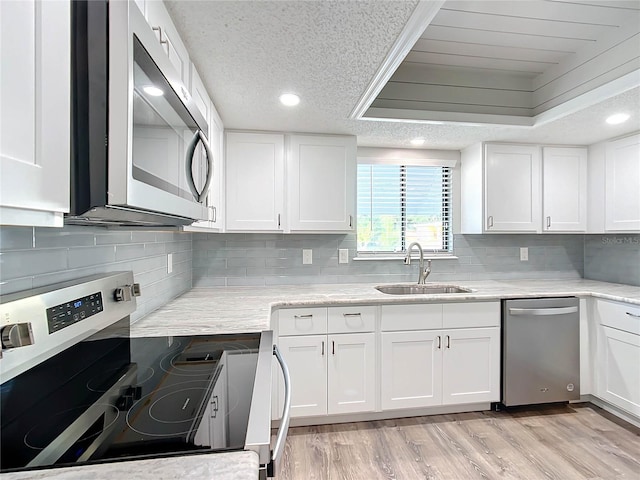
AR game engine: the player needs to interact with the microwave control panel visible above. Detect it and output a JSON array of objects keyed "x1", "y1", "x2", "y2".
[{"x1": 46, "y1": 292, "x2": 103, "y2": 334}]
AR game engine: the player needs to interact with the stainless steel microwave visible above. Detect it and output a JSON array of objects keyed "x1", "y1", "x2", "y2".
[{"x1": 69, "y1": 0, "x2": 213, "y2": 226}]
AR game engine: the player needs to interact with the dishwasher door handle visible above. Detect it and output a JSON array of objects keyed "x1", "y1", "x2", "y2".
[{"x1": 509, "y1": 306, "x2": 578, "y2": 316}]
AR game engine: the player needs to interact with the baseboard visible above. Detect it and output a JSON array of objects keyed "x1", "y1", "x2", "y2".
[
  {"x1": 586, "y1": 395, "x2": 640, "y2": 429},
  {"x1": 272, "y1": 402, "x2": 491, "y2": 428}
]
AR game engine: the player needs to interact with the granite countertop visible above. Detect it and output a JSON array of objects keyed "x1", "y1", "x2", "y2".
[
  {"x1": 0, "y1": 451, "x2": 259, "y2": 480},
  {"x1": 131, "y1": 278, "x2": 640, "y2": 337}
]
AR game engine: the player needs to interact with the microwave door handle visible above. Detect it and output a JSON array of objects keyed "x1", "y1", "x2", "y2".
[
  {"x1": 185, "y1": 130, "x2": 201, "y2": 201},
  {"x1": 198, "y1": 130, "x2": 214, "y2": 203},
  {"x1": 185, "y1": 130, "x2": 214, "y2": 203},
  {"x1": 271, "y1": 344, "x2": 291, "y2": 470}
]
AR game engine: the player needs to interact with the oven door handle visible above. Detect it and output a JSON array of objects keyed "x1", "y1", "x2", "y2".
[
  {"x1": 271, "y1": 344, "x2": 291, "y2": 466},
  {"x1": 185, "y1": 129, "x2": 214, "y2": 204}
]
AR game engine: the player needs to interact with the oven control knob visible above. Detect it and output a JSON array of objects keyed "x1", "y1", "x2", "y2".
[
  {"x1": 1, "y1": 323, "x2": 34, "y2": 349},
  {"x1": 113, "y1": 284, "x2": 141, "y2": 302}
]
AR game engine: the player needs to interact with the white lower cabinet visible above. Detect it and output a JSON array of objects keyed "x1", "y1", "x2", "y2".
[
  {"x1": 594, "y1": 299, "x2": 640, "y2": 417},
  {"x1": 442, "y1": 328, "x2": 500, "y2": 405},
  {"x1": 381, "y1": 330, "x2": 442, "y2": 410},
  {"x1": 328, "y1": 332, "x2": 376, "y2": 414},
  {"x1": 381, "y1": 302, "x2": 500, "y2": 411},
  {"x1": 278, "y1": 335, "x2": 327, "y2": 417},
  {"x1": 277, "y1": 306, "x2": 376, "y2": 418}
]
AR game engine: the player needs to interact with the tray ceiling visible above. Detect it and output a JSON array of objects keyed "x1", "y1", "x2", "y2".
[{"x1": 363, "y1": 0, "x2": 640, "y2": 125}]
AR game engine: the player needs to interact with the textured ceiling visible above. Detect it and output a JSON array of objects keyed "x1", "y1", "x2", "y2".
[{"x1": 165, "y1": 0, "x2": 639, "y2": 150}]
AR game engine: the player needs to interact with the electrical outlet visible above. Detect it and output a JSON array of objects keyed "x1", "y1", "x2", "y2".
[
  {"x1": 167, "y1": 253, "x2": 173, "y2": 273},
  {"x1": 520, "y1": 247, "x2": 528, "y2": 262},
  {"x1": 338, "y1": 248, "x2": 349, "y2": 264},
  {"x1": 302, "y1": 249, "x2": 313, "y2": 265}
]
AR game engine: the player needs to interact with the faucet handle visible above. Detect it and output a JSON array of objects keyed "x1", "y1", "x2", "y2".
[{"x1": 403, "y1": 256, "x2": 411, "y2": 265}]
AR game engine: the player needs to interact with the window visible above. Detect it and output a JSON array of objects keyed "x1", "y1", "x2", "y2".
[{"x1": 357, "y1": 163, "x2": 451, "y2": 254}]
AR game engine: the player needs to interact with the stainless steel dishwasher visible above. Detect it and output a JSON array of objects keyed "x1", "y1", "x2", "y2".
[{"x1": 502, "y1": 297, "x2": 580, "y2": 407}]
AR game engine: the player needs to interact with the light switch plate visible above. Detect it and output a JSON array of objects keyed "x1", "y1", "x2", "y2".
[
  {"x1": 302, "y1": 249, "x2": 313, "y2": 265},
  {"x1": 520, "y1": 247, "x2": 528, "y2": 261},
  {"x1": 338, "y1": 249, "x2": 349, "y2": 264}
]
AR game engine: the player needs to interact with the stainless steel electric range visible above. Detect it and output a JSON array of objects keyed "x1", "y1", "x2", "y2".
[{"x1": 0, "y1": 272, "x2": 290, "y2": 478}]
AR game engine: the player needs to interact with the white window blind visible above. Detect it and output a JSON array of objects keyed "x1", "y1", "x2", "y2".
[{"x1": 357, "y1": 164, "x2": 451, "y2": 253}]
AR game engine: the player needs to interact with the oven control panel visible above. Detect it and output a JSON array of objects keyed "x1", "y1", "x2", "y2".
[{"x1": 46, "y1": 292, "x2": 103, "y2": 334}]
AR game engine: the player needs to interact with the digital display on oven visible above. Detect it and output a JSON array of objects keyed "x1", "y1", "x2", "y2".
[{"x1": 46, "y1": 292, "x2": 103, "y2": 334}]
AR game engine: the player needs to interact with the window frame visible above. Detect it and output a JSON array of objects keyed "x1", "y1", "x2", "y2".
[{"x1": 355, "y1": 153, "x2": 455, "y2": 259}]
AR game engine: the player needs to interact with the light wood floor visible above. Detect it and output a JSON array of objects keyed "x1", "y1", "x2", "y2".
[{"x1": 278, "y1": 404, "x2": 640, "y2": 480}]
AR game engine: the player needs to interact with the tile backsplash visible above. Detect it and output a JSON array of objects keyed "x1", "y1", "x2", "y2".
[
  {"x1": 0, "y1": 226, "x2": 192, "y2": 322},
  {"x1": 583, "y1": 234, "x2": 640, "y2": 286},
  {"x1": 192, "y1": 233, "x2": 584, "y2": 287}
]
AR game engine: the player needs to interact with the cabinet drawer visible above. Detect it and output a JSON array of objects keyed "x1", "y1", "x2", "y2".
[
  {"x1": 443, "y1": 302, "x2": 500, "y2": 329},
  {"x1": 596, "y1": 300, "x2": 640, "y2": 335},
  {"x1": 328, "y1": 306, "x2": 376, "y2": 333},
  {"x1": 278, "y1": 307, "x2": 327, "y2": 336},
  {"x1": 381, "y1": 304, "x2": 442, "y2": 331}
]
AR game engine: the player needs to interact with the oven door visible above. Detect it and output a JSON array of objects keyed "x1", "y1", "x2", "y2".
[
  {"x1": 108, "y1": 1, "x2": 211, "y2": 221},
  {"x1": 245, "y1": 331, "x2": 291, "y2": 479}
]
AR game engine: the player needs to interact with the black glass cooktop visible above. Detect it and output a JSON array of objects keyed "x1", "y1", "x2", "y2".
[{"x1": 0, "y1": 318, "x2": 261, "y2": 473}]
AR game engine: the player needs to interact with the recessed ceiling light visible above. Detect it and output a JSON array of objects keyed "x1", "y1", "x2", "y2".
[
  {"x1": 606, "y1": 113, "x2": 630, "y2": 125},
  {"x1": 279, "y1": 93, "x2": 300, "y2": 107},
  {"x1": 410, "y1": 138, "x2": 425, "y2": 146},
  {"x1": 143, "y1": 86, "x2": 164, "y2": 97}
]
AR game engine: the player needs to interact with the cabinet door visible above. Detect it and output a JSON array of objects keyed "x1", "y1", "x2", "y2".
[
  {"x1": 605, "y1": 134, "x2": 640, "y2": 232},
  {"x1": 0, "y1": 0, "x2": 69, "y2": 227},
  {"x1": 145, "y1": 0, "x2": 190, "y2": 89},
  {"x1": 225, "y1": 132, "x2": 285, "y2": 231},
  {"x1": 210, "y1": 361, "x2": 228, "y2": 448},
  {"x1": 278, "y1": 335, "x2": 327, "y2": 417},
  {"x1": 328, "y1": 333, "x2": 375, "y2": 414},
  {"x1": 484, "y1": 144, "x2": 541, "y2": 232},
  {"x1": 288, "y1": 135, "x2": 356, "y2": 231},
  {"x1": 542, "y1": 147, "x2": 587, "y2": 232},
  {"x1": 442, "y1": 327, "x2": 500, "y2": 405},
  {"x1": 596, "y1": 326, "x2": 640, "y2": 416},
  {"x1": 381, "y1": 331, "x2": 442, "y2": 410}
]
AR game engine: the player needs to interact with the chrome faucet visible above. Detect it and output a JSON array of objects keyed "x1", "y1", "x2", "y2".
[{"x1": 404, "y1": 242, "x2": 431, "y2": 284}]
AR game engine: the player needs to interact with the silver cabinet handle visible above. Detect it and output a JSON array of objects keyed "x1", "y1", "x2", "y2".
[
  {"x1": 272, "y1": 345, "x2": 291, "y2": 466},
  {"x1": 547, "y1": 216, "x2": 551, "y2": 229},
  {"x1": 509, "y1": 306, "x2": 578, "y2": 316},
  {"x1": 487, "y1": 216, "x2": 494, "y2": 228},
  {"x1": 436, "y1": 335, "x2": 441, "y2": 349},
  {"x1": 626, "y1": 312, "x2": 640, "y2": 318},
  {"x1": 343, "y1": 313, "x2": 361, "y2": 318},
  {"x1": 349, "y1": 215, "x2": 353, "y2": 228},
  {"x1": 277, "y1": 213, "x2": 281, "y2": 228},
  {"x1": 151, "y1": 26, "x2": 168, "y2": 51},
  {"x1": 185, "y1": 130, "x2": 214, "y2": 203},
  {"x1": 212, "y1": 206, "x2": 217, "y2": 223},
  {"x1": 321, "y1": 340, "x2": 325, "y2": 356},
  {"x1": 332, "y1": 341, "x2": 335, "y2": 355},
  {"x1": 446, "y1": 335, "x2": 450, "y2": 349},
  {"x1": 293, "y1": 314, "x2": 313, "y2": 319}
]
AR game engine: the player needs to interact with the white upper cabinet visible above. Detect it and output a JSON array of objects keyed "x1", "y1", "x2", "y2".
[
  {"x1": 484, "y1": 144, "x2": 541, "y2": 232},
  {"x1": 190, "y1": 65, "x2": 211, "y2": 123},
  {"x1": 462, "y1": 143, "x2": 592, "y2": 234},
  {"x1": 542, "y1": 147, "x2": 587, "y2": 232},
  {"x1": 288, "y1": 135, "x2": 356, "y2": 232},
  {"x1": 605, "y1": 134, "x2": 640, "y2": 232},
  {"x1": 225, "y1": 132, "x2": 285, "y2": 231},
  {"x1": 225, "y1": 131, "x2": 357, "y2": 233},
  {"x1": 0, "y1": 0, "x2": 70, "y2": 227},
  {"x1": 143, "y1": 0, "x2": 190, "y2": 92}
]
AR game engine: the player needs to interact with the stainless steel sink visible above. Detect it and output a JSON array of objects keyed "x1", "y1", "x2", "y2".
[{"x1": 375, "y1": 284, "x2": 472, "y2": 295}]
